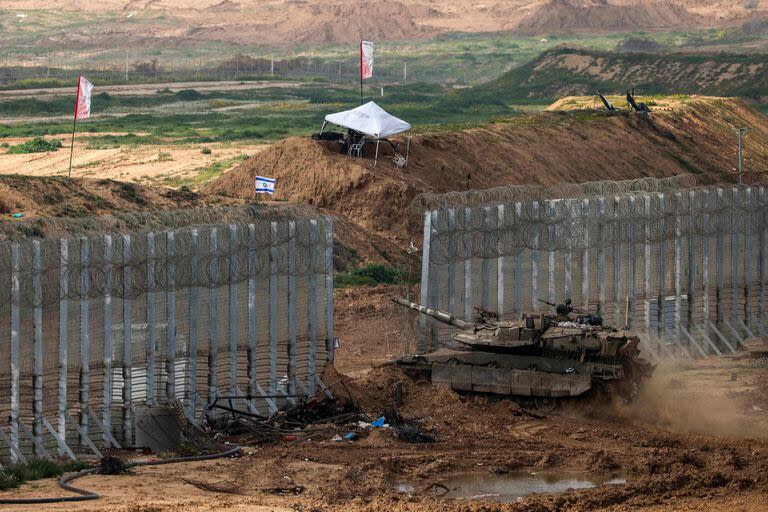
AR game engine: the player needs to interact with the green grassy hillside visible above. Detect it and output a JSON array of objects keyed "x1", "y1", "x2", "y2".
[{"x1": 460, "y1": 47, "x2": 768, "y2": 106}]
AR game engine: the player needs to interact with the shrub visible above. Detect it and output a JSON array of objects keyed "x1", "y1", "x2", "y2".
[
  {"x1": 0, "y1": 459, "x2": 91, "y2": 490},
  {"x1": 201, "y1": 147, "x2": 212, "y2": 155},
  {"x1": 6, "y1": 137, "x2": 63, "y2": 154},
  {"x1": 334, "y1": 264, "x2": 407, "y2": 288}
]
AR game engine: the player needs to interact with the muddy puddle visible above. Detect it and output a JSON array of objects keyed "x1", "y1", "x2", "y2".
[{"x1": 397, "y1": 470, "x2": 626, "y2": 502}]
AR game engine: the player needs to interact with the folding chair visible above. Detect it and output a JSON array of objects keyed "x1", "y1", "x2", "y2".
[{"x1": 347, "y1": 139, "x2": 365, "y2": 158}]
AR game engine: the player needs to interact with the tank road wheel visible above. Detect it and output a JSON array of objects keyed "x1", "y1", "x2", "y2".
[{"x1": 533, "y1": 397, "x2": 559, "y2": 413}]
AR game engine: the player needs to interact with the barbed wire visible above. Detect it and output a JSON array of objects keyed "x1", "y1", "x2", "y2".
[
  {"x1": 424, "y1": 182, "x2": 768, "y2": 265},
  {"x1": 0, "y1": 206, "x2": 332, "y2": 308},
  {"x1": 406, "y1": 175, "x2": 700, "y2": 232}
]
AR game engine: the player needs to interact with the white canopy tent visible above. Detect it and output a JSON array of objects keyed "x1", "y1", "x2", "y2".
[{"x1": 320, "y1": 101, "x2": 412, "y2": 165}]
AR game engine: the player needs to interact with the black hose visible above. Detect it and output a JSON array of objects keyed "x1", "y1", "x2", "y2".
[{"x1": 0, "y1": 446, "x2": 243, "y2": 505}]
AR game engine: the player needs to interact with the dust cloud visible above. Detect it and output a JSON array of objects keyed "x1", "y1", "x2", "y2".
[{"x1": 622, "y1": 361, "x2": 768, "y2": 439}]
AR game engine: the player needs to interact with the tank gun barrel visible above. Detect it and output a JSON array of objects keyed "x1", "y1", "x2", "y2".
[{"x1": 391, "y1": 297, "x2": 473, "y2": 329}]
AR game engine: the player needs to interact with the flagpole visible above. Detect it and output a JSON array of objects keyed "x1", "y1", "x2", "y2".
[
  {"x1": 67, "y1": 116, "x2": 77, "y2": 179},
  {"x1": 359, "y1": 41, "x2": 364, "y2": 105},
  {"x1": 68, "y1": 76, "x2": 82, "y2": 179}
]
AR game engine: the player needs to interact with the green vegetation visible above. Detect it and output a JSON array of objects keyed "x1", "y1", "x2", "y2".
[
  {"x1": 335, "y1": 264, "x2": 408, "y2": 288},
  {"x1": 159, "y1": 154, "x2": 250, "y2": 188},
  {"x1": 0, "y1": 458, "x2": 91, "y2": 491},
  {"x1": 6, "y1": 137, "x2": 63, "y2": 154},
  {"x1": 453, "y1": 46, "x2": 768, "y2": 108}
]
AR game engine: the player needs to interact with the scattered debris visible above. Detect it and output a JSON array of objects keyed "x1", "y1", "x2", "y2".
[
  {"x1": 99, "y1": 456, "x2": 131, "y2": 475},
  {"x1": 179, "y1": 477, "x2": 246, "y2": 495},
  {"x1": 261, "y1": 485, "x2": 305, "y2": 495}
]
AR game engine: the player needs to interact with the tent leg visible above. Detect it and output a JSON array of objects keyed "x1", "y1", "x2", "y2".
[
  {"x1": 375, "y1": 139, "x2": 380, "y2": 167},
  {"x1": 405, "y1": 136, "x2": 411, "y2": 167},
  {"x1": 320, "y1": 121, "x2": 327, "y2": 135}
]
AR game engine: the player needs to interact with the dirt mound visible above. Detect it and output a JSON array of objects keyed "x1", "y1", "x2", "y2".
[
  {"x1": 206, "y1": 98, "x2": 767, "y2": 244},
  {"x1": 516, "y1": 0, "x2": 703, "y2": 34},
  {"x1": 0, "y1": 175, "x2": 222, "y2": 220},
  {"x1": 0, "y1": 175, "x2": 401, "y2": 269}
]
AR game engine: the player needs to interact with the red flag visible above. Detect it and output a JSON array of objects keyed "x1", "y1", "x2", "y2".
[
  {"x1": 74, "y1": 76, "x2": 93, "y2": 120},
  {"x1": 361, "y1": 41, "x2": 373, "y2": 80}
]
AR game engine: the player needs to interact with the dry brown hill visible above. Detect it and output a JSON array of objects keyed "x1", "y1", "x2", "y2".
[
  {"x1": 205, "y1": 98, "x2": 768, "y2": 251},
  {"x1": 5, "y1": 0, "x2": 766, "y2": 46},
  {"x1": 516, "y1": 0, "x2": 705, "y2": 34}
]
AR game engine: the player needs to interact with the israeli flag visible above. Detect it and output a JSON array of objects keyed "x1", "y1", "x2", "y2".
[{"x1": 255, "y1": 175, "x2": 276, "y2": 194}]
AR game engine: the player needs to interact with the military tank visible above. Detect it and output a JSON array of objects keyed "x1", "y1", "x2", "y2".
[{"x1": 390, "y1": 297, "x2": 654, "y2": 412}]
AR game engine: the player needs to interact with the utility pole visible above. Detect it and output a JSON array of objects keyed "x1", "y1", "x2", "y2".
[
  {"x1": 403, "y1": 61, "x2": 407, "y2": 84},
  {"x1": 737, "y1": 128, "x2": 747, "y2": 184}
]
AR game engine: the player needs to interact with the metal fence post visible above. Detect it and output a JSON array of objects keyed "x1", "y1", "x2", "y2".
[
  {"x1": 597, "y1": 197, "x2": 606, "y2": 316},
  {"x1": 716, "y1": 188, "x2": 725, "y2": 323},
  {"x1": 208, "y1": 228, "x2": 219, "y2": 404},
  {"x1": 58, "y1": 239, "x2": 69, "y2": 452},
  {"x1": 687, "y1": 191, "x2": 696, "y2": 333},
  {"x1": 613, "y1": 197, "x2": 621, "y2": 327},
  {"x1": 731, "y1": 187, "x2": 739, "y2": 321},
  {"x1": 187, "y1": 229, "x2": 199, "y2": 419},
  {"x1": 122, "y1": 234, "x2": 133, "y2": 444},
  {"x1": 582, "y1": 199, "x2": 590, "y2": 311},
  {"x1": 33, "y1": 240, "x2": 43, "y2": 456},
  {"x1": 674, "y1": 193, "x2": 682, "y2": 339},
  {"x1": 102, "y1": 234, "x2": 113, "y2": 445},
  {"x1": 744, "y1": 188, "x2": 752, "y2": 323},
  {"x1": 702, "y1": 191, "x2": 711, "y2": 331},
  {"x1": 269, "y1": 222, "x2": 278, "y2": 393},
  {"x1": 463, "y1": 208, "x2": 473, "y2": 321},
  {"x1": 657, "y1": 194, "x2": 666, "y2": 338},
  {"x1": 429, "y1": 211, "x2": 439, "y2": 347},
  {"x1": 628, "y1": 197, "x2": 637, "y2": 328},
  {"x1": 514, "y1": 203, "x2": 523, "y2": 316},
  {"x1": 481, "y1": 206, "x2": 491, "y2": 310},
  {"x1": 497, "y1": 205, "x2": 505, "y2": 317},
  {"x1": 564, "y1": 200, "x2": 573, "y2": 303},
  {"x1": 307, "y1": 221, "x2": 318, "y2": 392},
  {"x1": 79, "y1": 237, "x2": 90, "y2": 443},
  {"x1": 531, "y1": 201, "x2": 540, "y2": 311},
  {"x1": 419, "y1": 211, "x2": 432, "y2": 351},
  {"x1": 146, "y1": 232, "x2": 156, "y2": 403},
  {"x1": 10, "y1": 242, "x2": 20, "y2": 461},
  {"x1": 547, "y1": 200, "x2": 556, "y2": 304},
  {"x1": 447, "y1": 209, "x2": 457, "y2": 315},
  {"x1": 644, "y1": 195, "x2": 652, "y2": 333},
  {"x1": 247, "y1": 224, "x2": 258, "y2": 397},
  {"x1": 166, "y1": 230, "x2": 176, "y2": 400},
  {"x1": 325, "y1": 219, "x2": 334, "y2": 363},
  {"x1": 288, "y1": 221, "x2": 298, "y2": 395},
  {"x1": 759, "y1": 187, "x2": 766, "y2": 328},
  {"x1": 225, "y1": 225, "x2": 237, "y2": 393}
]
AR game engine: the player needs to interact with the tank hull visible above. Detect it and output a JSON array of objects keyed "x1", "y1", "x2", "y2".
[{"x1": 393, "y1": 347, "x2": 642, "y2": 405}]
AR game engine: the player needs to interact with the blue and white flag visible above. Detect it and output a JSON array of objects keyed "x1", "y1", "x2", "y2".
[{"x1": 255, "y1": 175, "x2": 276, "y2": 194}]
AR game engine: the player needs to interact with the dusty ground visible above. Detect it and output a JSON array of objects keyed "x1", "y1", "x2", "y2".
[
  {"x1": 0, "y1": 135, "x2": 266, "y2": 185},
  {"x1": 1, "y1": 286, "x2": 767, "y2": 512}
]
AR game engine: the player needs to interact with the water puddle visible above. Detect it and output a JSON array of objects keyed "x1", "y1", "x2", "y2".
[{"x1": 396, "y1": 470, "x2": 626, "y2": 502}]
